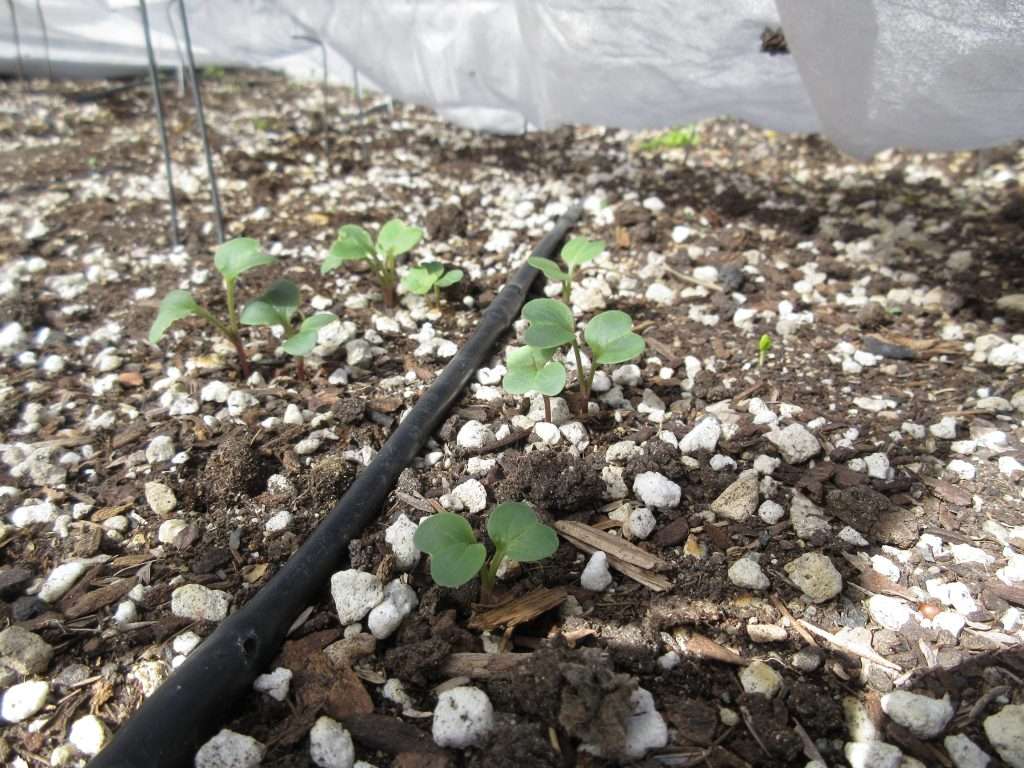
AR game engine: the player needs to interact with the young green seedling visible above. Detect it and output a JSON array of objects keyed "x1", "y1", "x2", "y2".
[
  {"x1": 413, "y1": 501, "x2": 558, "y2": 601},
  {"x1": 240, "y1": 278, "x2": 337, "y2": 379},
  {"x1": 519, "y1": 298, "x2": 645, "y2": 414},
  {"x1": 502, "y1": 346, "x2": 566, "y2": 423},
  {"x1": 149, "y1": 237, "x2": 275, "y2": 378},
  {"x1": 322, "y1": 219, "x2": 423, "y2": 308},
  {"x1": 528, "y1": 237, "x2": 604, "y2": 304},
  {"x1": 401, "y1": 262, "x2": 463, "y2": 307},
  {"x1": 758, "y1": 333, "x2": 773, "y2": 368}
]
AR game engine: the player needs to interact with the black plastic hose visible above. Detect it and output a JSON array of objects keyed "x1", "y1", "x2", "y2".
[{"x1": 89, "y1": 206, "x2": 582, "y2": 767}]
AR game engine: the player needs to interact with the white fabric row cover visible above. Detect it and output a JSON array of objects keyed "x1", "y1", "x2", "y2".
[{"x1": 2, "y1": 0, "x2": 1022, "y2": 158}]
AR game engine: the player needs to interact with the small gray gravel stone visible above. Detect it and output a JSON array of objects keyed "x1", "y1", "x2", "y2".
[
  {"x1": 983, "y1": 704, "x2": 1024, "y2": 768},
  {"x1": 784, "y1": 552, "x2": 843, "y2": 603},
  {"x1": 747, "y1": 623, "x2": 788, "y2": 643},
  {"x1": 868, "y1": 594, "x2": 913, "y2": 631},
  {"x1": 944, "y1": 733, "x2": 991, "y2": 768},
  {"x1": 145, "y1": 482, "x2": 177, "y2": 515},
  {"x1": 728, "y1": 557, "x2": 769, "y2": 591},
  {"x1": 710, "y1": 471, "x2": 759, "y2": 522},
  {"x1": 171, "y1": 584, "x2": 231, "y2": 622},
  {"x1": 0, "y1": 626, "x2": 53, "y2": 675}
]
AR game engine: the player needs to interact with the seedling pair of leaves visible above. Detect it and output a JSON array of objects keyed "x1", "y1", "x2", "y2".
[
  {"x1": 503, "y1": 298, "x2": 645, "y2": 414},
  {"x1": 528, "y1": 236, "x2": 604, "y2": 304},
  {"x1": 149, "y1": 238, "x2": 274, "y2": 377},
  {"x1": 402, "y1": 262, "x2": 463, "y2": 306},
  {"x1": 239, "y1": 279, "x2": 337, "y2": 377},
  {"x1": 322, "y1": 219, "x2": 423, "y2": 308},
  {"x1": 414, "y1": 501, "x2": 558, "y2": 599}
]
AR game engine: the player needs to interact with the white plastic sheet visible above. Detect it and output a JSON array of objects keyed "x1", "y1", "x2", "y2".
[{"x1": 2, "y1": 0, "x2": 1022, "y2": 158}]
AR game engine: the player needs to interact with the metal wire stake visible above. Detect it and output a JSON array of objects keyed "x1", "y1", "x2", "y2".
[
  {"x1": 352, "y1": 65, "x2": 369, "y2": 164},
  {"x1": 293, "y1": 34, "x2": 330, "y2": 164},
  {"x1": 139, "y1": 0, "x2": 180, "y2": 247},
  {"x1": 165, "y1": 0, "x2": 188, "y2": 97},
  {"x1": 6, "y1": 0, "x2": 24, "y2": 82},
  {"x1": 175, "y1": 0, "x2": 224, "y2": 243},
  {"x1": 35, "y1": 1, "x2": 53, "y2": 81}
]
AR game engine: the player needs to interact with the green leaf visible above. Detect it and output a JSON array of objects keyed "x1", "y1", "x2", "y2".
[
  {"x1": 560, "y1": 237, "x2": 605, "y2": 267},
  {"x1": 502, "y1": 346, "x2": 566, "y2": 396},
  {"x1": 377, "y1": 219, "x2": 423, "y2": 258},
  {"x1": 213, "y1": 238, "x2": 274, "y2": 281},
  {"x1": 149, "y1": 290, "x2": 204, "y2": 343},
  {"x1": 322, "y1": 225, "x2": 374, "y2": 274},
  {"x1": 486, "y1": 502, "x2": 558, "y2": 563},
  {"x1": 522, "y1": 298, "x2": 575, "y2": 349},
  {"x1": 402, "y1": 263, "x2": 443, "y2": 295},
  {"x1": 758, "y1": 334, "x2": 773, "y2": 352},
  {"x1": 281, "y1": 313, "x2": 337, "y2": 357},
  {"x1": 414, "y1": 513, "x2": 486, "y2": 588},
  {"x1": 528, "y1": 256, "x2": 570, "y2": 283},
  {"x1": 584, "y1": 310, "x2": 645, "y2": 364},
  {"x1": 240, "y1": 279, "x2": 300, "y2": 327},
  {"x1": 435, "y1": 269, "x2": 463, "y2": 288}
]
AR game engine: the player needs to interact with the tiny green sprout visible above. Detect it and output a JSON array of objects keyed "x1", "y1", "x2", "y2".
[
  {"x1": 528, "y1": 236, "x2": 604, "y2": 304},
  {"x1": 240, "y1": 278, "x2": 337, "y2": 379},
  {"x1": 515, "y1": 298, "x2": 645, "y2": 414},
  {"x1": 322, "y1": 219, "x2": 423, "y2": 308},
  {"x1": 401, "y1": 262, "x2": 464, "y2": 306},
  {"x1": 413, "y1": 501, "x2": 558, "y2": 600},
  {"x1": 149, "y1": 237, "x2": 274, "y2": 378},
  {"x1": 758, "y1": 333, "x2": 773, "y2": 368},
  {"x1": 639, "y1": 125, "x2": 699, "y2": 153},
  {"x1": 502, "y1": 346, "x2": 567, "y2": 423}
]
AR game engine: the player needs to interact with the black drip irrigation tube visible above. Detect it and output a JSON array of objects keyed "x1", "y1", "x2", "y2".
[{"x1": 89, "y1": 206, "x2": 582, "y2": 768}]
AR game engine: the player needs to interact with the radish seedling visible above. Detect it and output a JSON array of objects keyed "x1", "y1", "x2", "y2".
[
  {"x1": 401, "y1": 262, "x2": 463, "y2": 306},
  {"x1": 517, "y1": 298, "x2": 645, "y2": 414},
  {"x1": 528, "y1": 237, "x2": 604, "y2": 304},
  {"x1": 149, "y1": 237, "x2": 274, "y2": 377},
  {"x1": 758, "y1": 333, "x2": 772, "y2": 367},
  {"x1": 414, "y1": 501, "x2": 557, "y2": 600},
  {"x1": 322, "y1": 219, "x2": 423, "y2": 308},
  {"x1": 501, "y1": 346, "x2": 566, "y2": 423},
  {"x1": 240, "y1": 278, "x2": 337, "y2": 379}
]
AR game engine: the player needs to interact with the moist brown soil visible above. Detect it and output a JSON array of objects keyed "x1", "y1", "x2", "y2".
[{"x1": 1, "y1": 70, "x2": 1023, "y2": 767}]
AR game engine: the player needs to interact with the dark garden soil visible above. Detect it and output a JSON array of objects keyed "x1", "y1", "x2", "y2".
[{"x1": 1, "y1": 70, "x2": 1023, "y2": 767}]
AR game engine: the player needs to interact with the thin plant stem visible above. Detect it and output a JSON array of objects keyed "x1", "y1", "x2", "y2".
[
  {"x1": 296, "y1": 357, "x2": 306, "y2": 381},
  {"x1": 433, "y1": 284, "x2": 440, "y2": 307},
  {"x1": 570, "y1": 336, "x2": 589, "y2": 414},
  {"x1": 543, "y1": 394, "x2": 552, "y2": 423},
  {"x1": 224, "y1": 278, "x2": 239, "y2": 334}
]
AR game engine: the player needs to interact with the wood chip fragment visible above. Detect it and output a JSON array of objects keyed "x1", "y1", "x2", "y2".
[
  {"x1": 61, "y1": 577, "x2": 136, "y2": 619},
  {"x1": 555, "y1": 520, "x2": 672, "y2": 592},
  {"x1": 440, "y1": 652, "x2": 530, "y2": 679},
  {"x1": 798, "y1": 619, "x2": 902, "y2": 672},
  {"x1": 468, "y1": 586, "x2": 567, "y2": 631},
  {"x1": 672, "y1": 628, "x2": 749, "y2": 667}
]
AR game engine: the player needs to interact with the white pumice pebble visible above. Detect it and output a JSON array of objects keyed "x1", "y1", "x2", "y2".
[
  {"x1": 330, "y1": 570, "x2": 384, "y2": 625},
  {"x1": 194, "y1": 729, "x2": 265, "y2": 768},
  {"x1": 432, "y1": 686, "x2": 495, "y2": 748},
  {"x1": 385, "y1": 514, "x2": 421, "y2": 570},
  {"x1": 633, "y1": 472, "x2": 681, "y2": 508},
  {"x1": 253, "y1": 667, "x2": 292, "y2": 702},
  {"x1": 68, "y1": 714, "x2": 108, "y2": 755},
  {"x1": 581, "y1": 551, "x2": 613, "y2": 591},
  {"x1": 309, "y1": 716, "x2": 355, "y2": 768}
]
